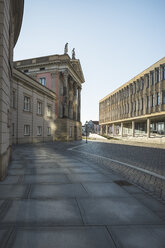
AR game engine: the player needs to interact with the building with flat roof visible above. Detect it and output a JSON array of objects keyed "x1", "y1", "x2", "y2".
[{"x1": 99, "y1": 58, "x2": 165, "y2": 140}]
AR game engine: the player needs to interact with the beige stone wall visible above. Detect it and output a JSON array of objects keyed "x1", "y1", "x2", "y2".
[
  {"x1": 12, "y1": 79, "x2": 56, "y2": 144},
  {"x1": 54, "y1": 118, "x2": 82, "y2": 141},
  {"x1": 0, "y1": 0, "x2": 12, "y2": 179}
]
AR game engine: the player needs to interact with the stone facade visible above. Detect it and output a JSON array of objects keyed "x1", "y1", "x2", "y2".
[
  {"x1": 0, "y1": 0, "x2": 85, "y2": 181},
  {"x1": 99, "y1": 58, "x2": 165, "y2": 139},
  {"x1": 0, "y1": 0, "x2": 24, "y2": 180},
  {"x1": 12, "y1": 69, "x2": 56, "y2": 144},
  {"x1": 14, "y1": 54, "x2": 85, "y2": 141}
]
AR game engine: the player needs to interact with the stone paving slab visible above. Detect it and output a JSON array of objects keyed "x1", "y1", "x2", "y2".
[
  {"x1": 26, "y1": 163, "x2": 59, "y2": 169},
  {"x1": 0, "y1": 228, "x2": 10, "y2": 248},
  {"x1": 22, "y1": 174, "x2": 70, "y2": 184},
  {"x1": 1, "y1": 199, "x2": 83, "y2": 225},
  {"x1": 68, "y1": 167, "x2": 97, "y2": 174},
  {"x1": 67, "y1": 173, "x2": 113, "y2": 183},
  {"x1": 7, "y1": 227, "x2": 116, "y2": 248},
  {"x1": 108, "y1": 225, "x2": 165, "y2": 248},
  {"x1": 82, "y1": 182, "x2": 131, "y2": 197},
  {"x1": 35, "y1": 168, "x2": 70, "y2": 175},
  {"x1": 58, "y1": 162, "x2": 89, "y2": 168},
  {"x1": 0, "y1": 185, "x2": 27, "y2": 199},
  {"x1": 133, "y1": 194, "x2": 165, "y2": 212},
  {"x1": 30, "y1": 184, "x2": 88, "y2": 198},
  {"x1": 78, "y1": 197, "x2": 164, "y2": 225},
  {"x1": 8, "y1": 169, "x2": 32, "y2": 176},
  {"x1": 0, "y1": 176, "x2": 20, "y2": 185},
  {"x1": 122, "y1": 185, "x2": 145, "y2": 194}
]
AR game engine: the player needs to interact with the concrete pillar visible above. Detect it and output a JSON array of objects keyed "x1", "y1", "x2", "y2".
[
  {"x1": 121, "y1": 122, "x2": 123, "y2": 137},
  {"x1": 132, "y1": 121, "x2": 135, "y2": 137},
  {"x1": 106, "y1": 125, "x2": 108, "y2": 136},
  {"x1": 100, "y1": 125, "x2": 103, "y2": 135},
  {"x1": 147, "y1": 118, "x2": 150, "y2": 138},
  {"x1": 112, "y1": 124, "x2": 115, "y2": 136}
]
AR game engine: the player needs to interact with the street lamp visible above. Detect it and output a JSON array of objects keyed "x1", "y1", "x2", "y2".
[{"x1": 85, "y1": 121, "x2": 88, "y2": 143}]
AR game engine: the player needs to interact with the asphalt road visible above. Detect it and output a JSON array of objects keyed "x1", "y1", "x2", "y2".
[{"x1": 74, "y1": 141, "x2": 165, "y2": 176}]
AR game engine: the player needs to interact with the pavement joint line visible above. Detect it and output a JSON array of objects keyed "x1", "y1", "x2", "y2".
[
  {"x1": 69, "y1": 147, "x2": 165, "y2": 181},
  {"x1": 67, "y1": 143, "x2": 87, "y2": 151}
]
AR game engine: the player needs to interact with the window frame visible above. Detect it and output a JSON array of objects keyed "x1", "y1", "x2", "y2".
[{"x1": 24, "y1": 125, "x2": 30, "y2": 136}]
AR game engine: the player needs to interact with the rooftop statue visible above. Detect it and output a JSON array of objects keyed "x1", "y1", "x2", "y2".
[
  {"x1": 64, "y1": 43, "x2": 68, "y2": 54},
  {"x1": 72, "y1": 48, "x2": 76, "y2": 59}
]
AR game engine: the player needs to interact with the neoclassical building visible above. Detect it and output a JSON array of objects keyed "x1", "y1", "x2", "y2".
[
  {"x1": 0, "y1": 0, "x2": 85, "y2": 180},
  {"x1": 99, "y1": 58, "x2": 165, "y2": 139},
  {"x1": 14, "y1": 53, "x2": 85, "y2": 141},
  {"x1": 0, "y1": 0, "x2": 24, "y2": 180}
]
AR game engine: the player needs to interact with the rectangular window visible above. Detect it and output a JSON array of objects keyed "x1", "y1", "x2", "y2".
[
  {"x1": 162, "y1": 90, "x2": 165, "y2": 104},
  {"x1": 12, "y1": 90, "x2": 16, "y2": 108},
  {"x1": 24, "y1": 125, "x2": 30, "y2": 136},
  {"x1": 47, "y1": 127, "x2": 51, "y2": 136},
  {"x1": 150, "y1": 72, "x2": 154, "y2": 85},
  {"x1": 162, "y1": 66, "x2": 165, "y2": 80},
  {"x1": 140, "y1": 78, "x2": 144, "y2": 90},
  {"x1": 24, "y1": 96, "x2": 30, "y2": 111},
  {"x1": 151, "y1": 95, "x2": 154, "y2": 107},
  {"x1": 37, "y1": 126, "x2": 42, "y2": 136},
  {"x1": 155, "y1": 68, "x2": 160, "y2": 83},
  {"x1": 147, "y1": 96, "x2": 149, "y2": 109},
  {"x1": 157, "y1": 92, "x2": 160, "y2": 105},
  {"x1": 47, "y1": 105, "x2": 51, "y2": 117},
  {"x1": 134, "y1": 82, "x2": 136, "y2": 94},
  {"x1": 134, "y1": 101, "x2": 136, "y2": 112},
  {"x1": 141, "y1": 98, "x2": 143, "y2": 110},
  {"x1": 137, "y1": 80, "x2": 139, "y2": 92},
  {"x1": 37, "y1": 102, "x2": 42, "y2": 115},
  {"x1": 146, "y1": 75, "x2": 149, "y2": 88},
  {"x1": 40, "y1": 77, "x2": 46, "y2": 86}
]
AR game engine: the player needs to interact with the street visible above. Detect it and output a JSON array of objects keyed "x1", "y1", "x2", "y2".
[{"x1": 0, "y1": 141, "x2": 164, "y2": 248}]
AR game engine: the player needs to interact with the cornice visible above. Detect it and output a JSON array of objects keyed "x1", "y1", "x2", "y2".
[
  {"x1": 11, "y1": 0, "x2": 24, "y2": 46},
  {"x1": 13, "y1": 68, "x2": 56, "y2": 100},
  {"x1": 100, "y1": 111, "x2": 165, "y2": 125}
]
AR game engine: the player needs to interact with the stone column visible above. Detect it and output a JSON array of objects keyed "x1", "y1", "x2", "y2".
[
  {"x1": 63, "y1": 70, "x2": 69, "y2": 118},
  {"x1": 77, "y1": 87, "x2": 81, "y2": 122},
  {"x1": 147, "y1": 118, "x2": 150, "y2": 138},
  {"x1": 132, "y1": 121, "x2": 135, "y2": 137},
  {"x1": 121, "y1": 122, "x2": 123, "y2": 137},
  {"x1": 68, "y1": 80, "x2": 73, "y2": 120},
  {"x1": 73, "y1": 83, "x2": 78, "y2": 120}
]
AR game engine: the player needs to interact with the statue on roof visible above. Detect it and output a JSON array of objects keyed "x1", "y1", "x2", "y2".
[
  {"x1": 64, "y1": 43, "x2": 68, "y2": 54},
  {"x1": 72, "y1": 48, "x2": 76, "y2": 59}
]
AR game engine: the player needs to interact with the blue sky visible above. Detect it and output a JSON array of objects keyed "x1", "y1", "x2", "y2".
[{"x1": 14, "y1": 0, "x2": 165, "y2": 124}]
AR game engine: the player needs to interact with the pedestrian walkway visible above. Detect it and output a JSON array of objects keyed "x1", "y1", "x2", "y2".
[{"x1": 0, "y1": 142, "x2": 165, "y2": 248}]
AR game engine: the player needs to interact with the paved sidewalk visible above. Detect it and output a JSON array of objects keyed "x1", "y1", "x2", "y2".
[{"x1": 0, "y1": 142, "x2": 165, "y2": 248}]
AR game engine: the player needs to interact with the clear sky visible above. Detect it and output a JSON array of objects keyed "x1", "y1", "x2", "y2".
[{"x1": 14, "y1": 0, "x2": 165, "y2": 125}]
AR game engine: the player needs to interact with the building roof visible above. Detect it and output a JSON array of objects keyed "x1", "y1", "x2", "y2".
[{"x1": 14, "y1": 54, "x2": 85, "y2": 84}]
